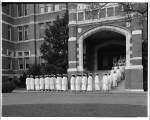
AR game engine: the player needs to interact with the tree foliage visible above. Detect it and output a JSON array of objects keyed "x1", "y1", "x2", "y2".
[{"x1": 40, "y1": 12, "x2": 69, "y2": 74}]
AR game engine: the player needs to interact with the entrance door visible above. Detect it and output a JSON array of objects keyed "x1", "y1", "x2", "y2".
[{"x1": 98, "y1": 44, "x2": 126, "y2": 70}]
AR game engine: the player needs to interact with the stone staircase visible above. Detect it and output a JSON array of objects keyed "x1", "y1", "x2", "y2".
[{"x1": 90, "y1": 70, "x2": 125, "y2": 91}]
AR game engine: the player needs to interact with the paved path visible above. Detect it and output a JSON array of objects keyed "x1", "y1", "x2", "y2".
[{"x1": 2, "y1": 91, "x2": 147, "y2": 106}]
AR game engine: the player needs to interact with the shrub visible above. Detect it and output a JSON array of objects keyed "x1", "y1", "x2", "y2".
[
  {"x1": 12, "y1": 78, "x2": 21, "y2": 88},
  {"x1": 2, "y1": 81, "x2": 16, "y2": 93}
]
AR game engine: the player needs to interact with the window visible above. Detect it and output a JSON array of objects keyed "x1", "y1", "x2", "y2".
[
  {"x1": 39, "y1": 23, "x2": 44, "y2": 38},
  {"x1": 46, "y1": 4, "x2": 52, "y2": 12},
  {"x1": 18, "y1": 26, "x2": 23, "y2": 41},
  {"x1": 78, "y1": 12, "x2": 84, "y2": 21},
  {"x1": 8, "y1": 51, "x2": 13, "y2": 57},
  {"x1": 24, "y1": 51, "x2": 29, "y2": 56},
  {"x1": 8, "y1": 58, "x2": 12, "y2": 70},
  {"x1": 39, "y1": 4, "x2": 45, "y2": 13},
  {"x1": 25, "y1": 58, "x2": 29, "y2": 69},
  {"x1": 24, "y1": 4, "x2": 28, "y2": 16},
  {"x1": 54, "y1": 4, "x2": 59, "y2": 11},
  {"x1": 7, "y1": 4, "x2": 11, "y2": 16},
  {"x1": 18, "y1": 58, "x2": 23, "y2": 69},
  {"x1": 8, "y1": 25, "x2": 11, "y2": 40},
  {"x1": 18, "y1": 52, "x2": 23, "y2": 57},
  {"x1": 107, "y1": 7, "x2": 114, "y2": 17},
  {"x1": 46, "y1": 22, "x2": 52, "y2": 29},
  {"x1": 39, "y1": 57, "x2": 46, "y2": 65},
  {"x1": 17, "y1": 4, "x2": 22, "y2": 17},
  {"x1": 99, "y1": 8, "x2": 106, "y2": 18},
  {"x1": 24, "y1": 25, "x2": 29, "y2": 40}
]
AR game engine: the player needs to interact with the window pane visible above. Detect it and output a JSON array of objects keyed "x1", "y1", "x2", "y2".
[
  {"x1": 85, "y1": 11, "x2": 91, "y2": 20},
  {"x1": 8, "y1": 26, "x2": 11, "y2": 40},
  {"x1": 8, "y1": 58, "x2": 12, "y2": 69},
  {"x1": 19, "y1": 58, "x2": 23, "y2": 69},
  {"x1": 24, "y1": 52, "x2": 29, "y2": 56},
  {"x1": 107, "y1": 7, "x2": 114, "y2": 17},
  {"x1": 54, "y1": 4, "x2": 59, "y2": 11},
  {"x1": 8, "y1": 51, "x2": 13, "y2": 56},
  {"x1": 40, "y1": 23, "x2": 44, "y2": 38},
  {"x1": 18, "y1": 4, "x2": 22, "y2": 17},
  {"x1": 99, "y1": 8, "x2": 106, "y2": 18},
  {"x1": 78, "y1": 12, "x2": 83, "y2": 21},
  {"x1": 25, "y1": 58, "x2": 29, "y2": 69},
  {"x1": 24, "y1": 26, "x2": 29, "y2": 40},
  {"x1": 18, "y1": 52, "x2": 22, "y2": 56},
  {"x1": 24, "y1": 4, "x2": 28, "y2": 15},
  {"x1": 46, "y1": 4, "x2": 52, "y2": 12},
  {"x1": 19, "y1": 32, "x2": 22, "y2": 41}
]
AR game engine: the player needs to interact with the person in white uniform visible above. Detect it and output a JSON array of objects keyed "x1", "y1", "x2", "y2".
[
  {"x1": 75, "y1": 74, "x2": 80, "y2": 92},
  {"x1": 87, "y1": 73, "x2": 93, "y2": 92},
  {"x1": 30, "y1": 75, "x2": 35, "y2": 91},
  {"x1": 62, "y1": 74, "x2": 67, "y2": 91},
  {"x1": 102, "y1": 73, "x2": 108, "y2": 91},
  {"x1": 116, "y1": 67, "x2": 121, "y2": 83},
  {"x1": 81, "y1": 73, "x2": 87, "y2": 92},
  {"x1": 49, "y1": 75, "x2": 54, "y2": 91},
  {"x1": 35, "y1": 76, "x2": 40, "y2": 91},
  {"x1": 113, "y1": 71, "x2": 118, "y2": 87},
  {"x1": 40, "y1": 75, "x2": 45, "y2": 91},
  {"x1": 56, "y1": 74, "x2": 59, "y2": 91},
  {"x1": 94, "y1": 73, "x2": 100, "y2": 91},
  {"x1": 70, "y1": 74, "x2": 76, "y2": 92},
  {"x1": 111, "y1": 67, "x2": 114, "y2": 86},
  {"x1": 57, "y1": 74, "x2": 62, "y2": 91},
  {"x1": 45, "y1": 75, "x2": 50, "y2": 91},
  {"x1": 107, "y1": 72, "x2": 112, "y2": 91},
  {"x1": 26, "y1": 75, "x2": 31, "y2": 91},
  {"x1": 53, "y1": 75, "x2": 57, "y2": 91}
]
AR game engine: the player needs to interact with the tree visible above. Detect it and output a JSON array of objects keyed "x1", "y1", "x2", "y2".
[{"x1": 40, "y1": 11, "x2": 69, "y2": 74}]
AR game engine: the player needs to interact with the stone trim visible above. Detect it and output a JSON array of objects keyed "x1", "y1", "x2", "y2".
[
  {"x1": 77, "y1": 25, "x2": 132, "y2": 71},
  {"x1": 130, "y1": 57, "x2": 142, "y2": 60},
  {"x1": 132, "y1": 30, "x2": 142, "y2": 35},
  {"x1": 67, "y1": 68, "x2": 77, "y2": 72},
  {"x1": 69, "y1": 61, "x2": 77, "y2": 64},
  {"x1": 68, "y1": 37, "x2": 76, "y2": 41},
  {"x1": 125, "y1": 65, "x2": 143, "y2": 69},
  {"x1": 2, "y1": 74, "x2": 20, "y2": 77},
  {"x1": 125, "y1": 89, "x2": 144, "y2": 92}
]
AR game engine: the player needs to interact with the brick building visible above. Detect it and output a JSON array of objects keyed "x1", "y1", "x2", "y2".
[
  {"x1": 2, "y1": 3, "x2": 147, "y2": 91},
  {"x1": 2, "y1": 3, "x2": 67, "y2": 82}
]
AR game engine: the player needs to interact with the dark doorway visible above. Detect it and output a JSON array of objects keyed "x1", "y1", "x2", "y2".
[{"x1": 98, "y1": 44, "x2": 126, "y2": 70}]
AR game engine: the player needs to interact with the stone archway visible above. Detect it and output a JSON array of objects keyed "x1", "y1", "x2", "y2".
[
  {"x1": 94, "y1": 40, "x2": 126, "y2": 71},
  {"x1": 77, "y1": 25, "x2": 132, "y2": 71}
]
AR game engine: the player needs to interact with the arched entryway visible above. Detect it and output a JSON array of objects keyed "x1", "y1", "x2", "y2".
[{"x1": 77, "y1": 25, "x2": 132, "y2": 72}]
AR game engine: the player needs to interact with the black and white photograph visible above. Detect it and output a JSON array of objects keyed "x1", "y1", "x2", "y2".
[{"x1": 1, "y1": 1, "x2": 149, "y2": 118}]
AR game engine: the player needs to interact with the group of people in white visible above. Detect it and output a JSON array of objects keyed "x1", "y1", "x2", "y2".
[{"x1": 26, "y1": 57, "x2": 126, "y2": 92}]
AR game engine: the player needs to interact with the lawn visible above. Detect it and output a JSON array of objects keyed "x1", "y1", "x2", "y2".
[{"x1": 2, "y1": 103, "x2": 147, "y2": 117}]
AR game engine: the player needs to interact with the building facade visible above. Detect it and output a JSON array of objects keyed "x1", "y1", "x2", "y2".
[
  {"x1": 2, "y1": 3, "x2": 67, "y2": 82},
  {"x1": 2, "y1": 3, "x2": 147, "y2": 91}
]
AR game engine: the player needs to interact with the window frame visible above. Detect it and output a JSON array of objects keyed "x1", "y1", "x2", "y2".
[
  {"x1": 39, "y1": 4, "x2": 45, "y2": 14},
  {"x1": 24, "y1": 4, "x2": 28, "y2": 16},
  {"x1": 24, "y1": 25, "x2": 29, "y2": 40},
  {"x1": 8, "y1": 25, "x2": 11, "y2": 40},
  {"x1": 54, "y1": 4, "x2": 59, "y2": 11},
  {"x1": 18, "y1": 26, "x2": 23, "y2": 41},
  {"x1": 46, "y1": 4, "x2": 52, "y2": 12},
  {"x1": 24, "y1": 57, "x2": 29, "y2": 69},
  {"x1": 39, "y1": 23, "x2": 45, "y2": 38},
  {"x1": 18, "y1": 58, "x2": 24, "y2": 70},
  {"x1": 8, "y1": 58, "x2": 12, "y2": 70},
  {"x1": 17, "y1": 4, "x2": 23, "y2": 17}
]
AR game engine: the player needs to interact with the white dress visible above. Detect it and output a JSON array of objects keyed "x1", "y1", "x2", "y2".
[
  {"x1": 87, "y1": 76, "x2": 92, "y2": 91},
  {"x1": 62, "y1": 76, "x2": 67, "y2": 91},
  {"x1": 75, "y1": 76, "x2": 80, "y2": 91},
  {"x1": 50, "y1": 77, "x2": 54, "y2": 90},
  {"x1": 35, "y1": 78, "x2": 40, "y2": 90},
  {"x1": 117, "y1": 69, "x2": 121, "y2": 82},
  {"x1": 45, "y1": 77, "x2": 50, "y2": 90},
  {"x1": 107, "y1": 75, "x2": 112, "y2": 90},
  {"x1": 26, "y1": 77, "x2": 31, "y2": 90},
  {"x1": 95, "y1": 75, "x2": 100, "y2": 91},
  {"x1": 113, "y1": 73, "x2": 118, "y2": 87},
  {"x1": 30, "y1": 78, "x2": 35, "y2": 90},
  {"x1": 81, "y1": 76, "x2": 87, "y2": 91},
  {"x1": 57, "y1": 77, "x2": 62, "y2": 90},
  {"x1": 111, "y1": 70, "x2": 114, "y2": 84},
  {"x1": 71, "y1": 76, "x2": 75, "y2": 90},
  {"x1": 40, "y1": 78, "x2": 45, "y2": 90},
  {"x1": 102, "y1": 76, "x2": 108, "y2": 91}
]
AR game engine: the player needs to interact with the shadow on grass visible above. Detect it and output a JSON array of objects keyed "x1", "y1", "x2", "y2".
[{"x1": 2, "y1": 104, "x2": 147, "y2": 117}]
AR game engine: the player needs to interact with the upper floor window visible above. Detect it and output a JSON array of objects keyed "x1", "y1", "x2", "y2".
[
  {"x1": 39, "y1": 23, "x2": 45, "y2": 38},
  {"x1": 8, "y1": 25, "x2": 11, "y2": 40},
  {"x1": 24, "y1": 25, "x2": 29, "y2": 40},
  {"x1": 24, "y1": 4, "x2": 28, "y2": 16},
  {"x1": 17, "y1": 4, "x2": 22, "y2": 17},
  {"x1": 7, "y1": 4, "x2": 11, "y2": 16},
  {"x1": 46, "y1": 4, "x2": 52, "y2": 12},
  {"x1": 54, "y1": 4, "x2": 59, "y2": 11},
  {"x1": 39, "y1": 4, "x2": 45, "y2": 13},
  {"x1": 18, "y1": 58, "x2": 23, "y2": 69},
  {"x1": 25, "y1": 57, "x2": 29, "y2": 69},
  {"x1": 18, "y1": 26, "x2": 23, "y2": 41}
]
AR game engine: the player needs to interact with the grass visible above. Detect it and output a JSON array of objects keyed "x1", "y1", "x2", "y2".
[{"x1": 2, "y1": 104, "x2": 147, "y2": 117}]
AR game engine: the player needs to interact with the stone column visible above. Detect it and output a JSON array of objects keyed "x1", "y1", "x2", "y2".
[
  {"x1": 67, "y1": 3, "x2": 78, "y2": 85},
  {"x1": 125, "y1": 18, "x2": 143, "y2": 91}
]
